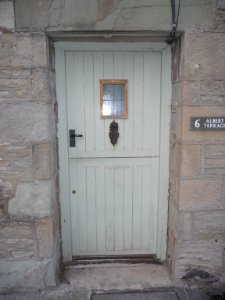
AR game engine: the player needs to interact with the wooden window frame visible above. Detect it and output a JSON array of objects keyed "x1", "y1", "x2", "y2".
[{"x1": 100, "y1": 79, "x2": 128, "y2": 119}]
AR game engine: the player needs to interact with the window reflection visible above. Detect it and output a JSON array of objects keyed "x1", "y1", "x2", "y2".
[{"x1": 100, "y1": 80, "x2": 128, "y2": 119}]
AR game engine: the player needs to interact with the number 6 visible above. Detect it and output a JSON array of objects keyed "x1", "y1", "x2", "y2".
[{"x1": 194, "y1": 119, "x2": 200, "y2": 128}]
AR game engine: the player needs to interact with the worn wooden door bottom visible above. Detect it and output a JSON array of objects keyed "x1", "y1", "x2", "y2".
[{"x1": 70, "y1": 254, "x2": 161, "y2": 265}]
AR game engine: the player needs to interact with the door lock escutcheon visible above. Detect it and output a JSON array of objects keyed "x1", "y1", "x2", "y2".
[{"x1": 69, "y1": 129, "x2": 83, "y2": 147}]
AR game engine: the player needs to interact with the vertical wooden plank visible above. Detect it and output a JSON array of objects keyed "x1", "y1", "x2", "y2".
[
  {"x1": 69, "y1": 160, "x2": 80, "y2": 255},
  {"x1": 151, "y1": 53, "x2": 161, "y2": 155},
  {"x1": 113, "y1": 53, "x2": 124, "y2": 151},
  {"x1": 123, "y1": 53, "x2": 134, "y2": 151},
  {"x1": 143, "y1": 53, "x2": 153, "y2": 152},
  {"x1": 86, "y1": 166, "x2": 97, "y2": 252},
  {"x1": 143, "y1": 52, "x2": 161, "y2": 155},
  {"x1": 140, "y1": 164, "x2": 151, "y2": 251},
  {"x1": 96, "y1": 166, "x2": 106, "y2": 252},
  {"x1": 132, "y1": 165, "x2": 142, "y2": 250},
  {"x1": 94, "y1": 53, "x2": 104, "y2": 151},
  {"x1": 103, "y1": 53, "x2": 114, "y2": 151},
  {"x1": 149, "y1": 158, "x2": 159, "y2": 253},
  {"x1": 77, "y1": 164, "x2": 88, "y2": 253},
  {"x1": 114, "y1": 167, "x2": 124, "y2": 251},
  {"x1": 84, "y1": 53, "x2": 95, "y2": 151},
  {"x1": 123, "y1": 166, "x2": 133, "y2": 250},
  {"x1": 133, "y1": 53, "x2": 144, "y2": 151},
  {"x1": 67, "y1": 52, "x2": 86, "y2": 153},
  {"x1": 105, "y1": 166, "x2": 115, "y2": 251}
]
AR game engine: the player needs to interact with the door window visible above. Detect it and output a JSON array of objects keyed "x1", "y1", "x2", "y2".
[{"x1": 100, "y1": 80, "x2": 128, "y2": 119}]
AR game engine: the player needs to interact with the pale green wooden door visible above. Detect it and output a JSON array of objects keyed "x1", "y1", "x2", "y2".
[{"x1": 66, "y1": 50, "x2": 162, "y2": 256}]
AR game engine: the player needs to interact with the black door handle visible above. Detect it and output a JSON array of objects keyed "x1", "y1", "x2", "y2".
[
  {"x1": 74, "y1": 134, "x2": 83, "y2": 138},
  {"x1": 69, "y1": 130, "x2": 83, "y2": 147}
]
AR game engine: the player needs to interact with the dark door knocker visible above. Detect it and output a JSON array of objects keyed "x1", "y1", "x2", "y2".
[{"x1": 109, "y1": 120, "x2": 119, "y2": 146}]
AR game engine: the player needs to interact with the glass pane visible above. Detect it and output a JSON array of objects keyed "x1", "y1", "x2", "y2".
[
  {"x1": 113, "y1": 100, "x2": 124, "y2": 115},
  {"x1": 102, "y1": 101, "x2": 113, "y2": 116},
  {"x1": 100, "y1": 80, "x2": 128, "y2": 118},
  {"x1": 113, "y1": 84, "x2": 124, "y2": 102},
  {"x1": 103, "y1": 84, "x2": 113, "y2": 101}
]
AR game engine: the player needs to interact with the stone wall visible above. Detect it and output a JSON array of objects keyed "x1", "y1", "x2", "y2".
[
  {"x1": 0, "y1": 3, "x2": 60, "y2": 291},
  {"x1": 14, "y1": 0, "x2": 214, "y2": 32},
  {"x1": 0, "y1": 0, "x2": 225, "y2": 292},
  {"x1": 168, "y1": 28, "x2": 225, "y2": 284}
]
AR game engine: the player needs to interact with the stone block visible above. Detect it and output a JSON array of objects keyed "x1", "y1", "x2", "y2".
[
  {"x1": 0, "y1": 68, "x2": 31, "y2": 79},
  {"x1": 0, "y1": 223, "x2": 34, "y2": 259},
  {"x1": 15, "y1": 0, "x2": 51, "y2": 29},
  {"x1": 174, "y1": 209, "x2": 225, "y2": 242},
  {"x1": 32, "y1": 35, "x2": 48, "y2": 68},
  {"x1": 0, "y1": 171, "x2": 21, "y2": 200},
  {"x1": 200, "y1": 80, "x2": 225, "y2": 95},
  {"x1": 0, "y1": 258, "x2": 57, "y2": 292},
  {"x1": 173, "y1": 240, "x2": 224, "y2": 281},
  {"x1": 0, "y1": 32, "x2": 48, "y2": 68},
  {"x1": 11, "y1": 36, "x2": 33, "y2": 67},
  {"x1": 182, "y1": 80, "x2": 200, "y2": 105},
  {"x1": 184, "y1": 31, "x2": 225, "y2": 80},
  {"x1": 32, "y1": 143, "x2": 53, "y2": 180},
  {"x1": 179, "y1": 106, "x2": 225, "y2": 141},
  {"x1": 0, "y1": 223, "x2": 33, "y2": 238},
  {"x1": 193, "y1": 210, "x2": 225, "y2": 240},
  {"x1": 205, "y1": 158, "x2": 225, "y2": 175},
  {"x1": 177, "y1": 212, "x2": 193, "y2": 241},
  {"x1": 31, "y1": 69, "x2": 51, "y2": 101},
  {"x1": 15, "y1": 0, "x2": 213, "y2": 31},
  {"x1": 215, "y1": 1, "x2": 225, "y2": 30},
  {"x1": 0, "y1": 160, "x2": 10, "y2": 170},
  {"x1": 0, "y1": 78, "x2": 31, "y2": 102},
  {"x1": 13, "y1": 34, "x2": 48, "y2": 68},
  {"x1": 180, "y1": 144, "x2": 202, "y2": 178},
  {"x1": 0, "y1": 33, "x2": 15, "y2": 66},
  {"x1": 35, "y1": 220, "x2": 54, "y2": 258},
  {"x1": 199, "y1": 95, "x2": 225, "y2": 105},
  {"x1": 204, "y1": 145, "x2": 225, "y2": 175},
  {"x1": 0, "y1": 237, "x2": 34, "y2": 252},
  {"x1": 179, "y1": 178, "x2": 224, "y2": 211},
  {"x1": 0, "y1": 145, "x2": 33, "y2": 181},
  {"x1": 205, "y1": 144, "x2": 225, "y2": 158},
  {"x1": 0, "y1": 103, "x2": 51, "y2": 143},
  {"x1": 11, "y1": 251, "x2": 33, "y2": 259},
  {"x1": 169, "y1": 204, "x2": 193, "y2": 241},
  {"x1": 44, "y1": 258, "x2": 59, "y2": 287},
  {"x1": 8, "y1": 180, "x2": 53, "y2": 218},
  {"x1": 0, "y1": 1, "x2": 15, "y2": 30}
]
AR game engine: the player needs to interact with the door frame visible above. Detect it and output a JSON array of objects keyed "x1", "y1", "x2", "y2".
[{"x1": 55, "y1": 41, "x2": 171, "y2": 262}]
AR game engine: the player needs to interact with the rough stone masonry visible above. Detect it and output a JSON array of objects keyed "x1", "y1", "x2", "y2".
[
  {"x1": 0, "y1": 2, "x2": 60, "y2": 291},
  {"x1": 0, "y1": 0, "x2": 225, "y2": 293}
]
